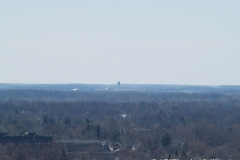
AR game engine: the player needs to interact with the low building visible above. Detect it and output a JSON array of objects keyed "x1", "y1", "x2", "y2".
[
  {"x1": 57, "y1": 139, "x2": 102, "y2": 152},
  {"x1": 0, "y1": 132, "x2": 53, "y2": 144}
]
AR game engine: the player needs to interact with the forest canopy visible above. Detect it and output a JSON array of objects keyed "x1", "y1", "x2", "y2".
[{"x1": 0, "y1": 88, "x2": 239, "y2": 159}]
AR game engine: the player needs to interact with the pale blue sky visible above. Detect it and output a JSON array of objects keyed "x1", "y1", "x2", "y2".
[{"x1": 1, "y1": 1, "x2": 240, "y2": 85}]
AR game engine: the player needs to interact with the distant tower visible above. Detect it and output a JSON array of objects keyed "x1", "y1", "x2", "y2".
[{"x1": 118, "y1": 81, "x2": 120, "y2": 90}]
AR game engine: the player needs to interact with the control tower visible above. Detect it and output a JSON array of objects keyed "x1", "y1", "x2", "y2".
[{"x1": 118, "y1": 81, "x2": 120, "y2": 90}]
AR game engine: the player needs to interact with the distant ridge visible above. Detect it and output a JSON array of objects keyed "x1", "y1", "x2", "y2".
[{"x1": 1, "y1": 83, "x2": 240, "y2": 93}]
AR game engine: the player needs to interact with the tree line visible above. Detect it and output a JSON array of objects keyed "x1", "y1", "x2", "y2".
[{"x1": 0, "y1": 91, "x2": 239, "y2": 159}]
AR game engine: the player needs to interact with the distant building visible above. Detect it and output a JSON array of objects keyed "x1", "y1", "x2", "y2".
[
  {"x1": 109, "y1": 143, "x2": 121, "y2": 152},
  {"x1": 118, "y1": 81, "x2": 120, "y2": 90},
  {"x1": 0, "y1": 132, "x2": 53, "y2": 144},
  {"x1": 57, "y1": 140, "x2": 102, "y2": 152}
]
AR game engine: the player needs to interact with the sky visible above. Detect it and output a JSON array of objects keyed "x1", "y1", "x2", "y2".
[{"x1": 0, "y1": 0, "x2": 240, "y2": 85}]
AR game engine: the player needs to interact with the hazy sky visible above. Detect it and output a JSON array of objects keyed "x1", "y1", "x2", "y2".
[{"x1": 1, "y1": 1, "x2": 240, "y2": 85}]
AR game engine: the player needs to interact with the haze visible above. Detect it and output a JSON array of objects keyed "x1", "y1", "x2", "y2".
[{"x1": 1, "y1": 1, "x2": 240, "y2": 85}]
